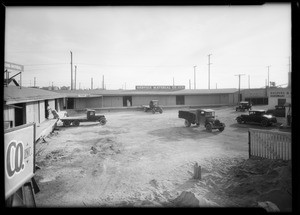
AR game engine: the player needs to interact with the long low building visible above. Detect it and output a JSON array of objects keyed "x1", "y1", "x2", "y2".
[{"x1": 54, "y1": 88, "x2": 240, "y2": 110}]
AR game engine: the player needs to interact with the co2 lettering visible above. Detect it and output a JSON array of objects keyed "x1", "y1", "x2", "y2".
[{"x1": 6, "y1": 141, "x2": 24, "y2": 178}]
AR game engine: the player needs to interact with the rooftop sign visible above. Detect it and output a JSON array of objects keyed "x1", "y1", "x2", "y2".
[{"x1": 135, "y1": 85, "x2": 185, "y2": 90}]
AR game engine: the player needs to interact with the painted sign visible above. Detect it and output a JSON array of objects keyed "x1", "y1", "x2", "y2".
[
  {"x1": 270, "y1": 91, "x2": 286, "y2": 97},
  {"x1": 5, "y1": 123, "x2": 36, "y2": 199},
  {"x1": 135, "y1": 85, "x2": 185, "y2": 90}
]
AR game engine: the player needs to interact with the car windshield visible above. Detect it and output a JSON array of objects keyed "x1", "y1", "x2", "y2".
[{"x1": 205, "y1": 112, "x2": 215, "y2": 117}]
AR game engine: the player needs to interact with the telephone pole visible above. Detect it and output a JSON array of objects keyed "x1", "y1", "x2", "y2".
[
  {"x1": 288, "y1": 56, "x2": 291, "y2": 72},
  {"x1": 34, "y1": 77, "x2": 36, "y2": 87},
  {"x1": 267, "y1": 65, "x2": 271, "y2": 87},
  {"x1": 193, "y1": 66, "x2": 197, "y2": 89},
  {"x1": 91, "y1": 78, "x2": 93, "y2": 90},
  {"x1": 74, "y1": 65, "x2": 77, "y2": 90},
  {"x1": 70, "y1": 51, "x2": 73, "y2": 90},
  {"x1": 235, "y1": 74, "x2": 245, "y2": 103},
  {"x1": 248, "y1": 75, "x2": 250, "y2": 89},
  {"x1": 189, "y1": 79, "x2": 191, "y2": 89},
  {"x1": 208, "y1": 54, "x2": 212, "y2": 89}
]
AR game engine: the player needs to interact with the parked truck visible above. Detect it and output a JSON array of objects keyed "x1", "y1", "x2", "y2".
[{"x1": 60, "y1": 109, "x2": 107, "y2": 127}]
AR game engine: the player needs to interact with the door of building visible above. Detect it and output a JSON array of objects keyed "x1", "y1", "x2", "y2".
[
  {"x1": 278, "y1": 99, "x2": 286, "y2": 106},
  {"x1": 176, "y1": 96, "x2": 185, "y2": 105},
  {"x1": 123, "y1": 96, "x2": 132, "y2": 107},
  {"x1": 14, "y1": 103, "x2": 25, "y2": 126}
]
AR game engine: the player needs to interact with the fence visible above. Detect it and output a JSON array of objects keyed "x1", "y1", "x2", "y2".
[{"x1": 248, "y1": 128, "x2": 291, "y2": 160}]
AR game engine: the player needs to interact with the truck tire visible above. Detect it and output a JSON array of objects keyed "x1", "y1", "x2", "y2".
[
  {"x1": 63, "y1": 121, "x2": 71, "y2": 127},
  {"x1": 206, "y1": 123, "x2": 212, "y2": 132},
  {"x1": 73, "y1": 121, "x2": 80, "y2": 126},
  {"x1": 219, "y1": 127, "x2": 224, "y2": 132},
  {"x1": 152, "y1": 109, "x2": 156, "y2": 114},
  {"x1": 158, "y1": 108, "x2": 163, "y2": 114},
  {"x1": 261, "y1": 119, "x2": 269, "y2": 127},
  {"x1": 184, "y1": 120, "x2": 191, "y2": 127},
  {"x1": 237, "y1": 117, "x2": 243, "y2": 124},
  {"x1": 99, "y1": 118, "x2": 107, "y2": 125}
]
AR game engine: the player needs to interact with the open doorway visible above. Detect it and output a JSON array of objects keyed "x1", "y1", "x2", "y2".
[
  {"x1": 14, "y1": 103, "x2": 26, "y2": 126},
  {"x1": 67, "y1": 98, "x2": 75, "y2": 109},
  {"x1": 123, "y1": 96, "x2": 132, "y2": 107},
  {"x1": 176, "y1": 95, "x2": 185, "y2": 105}
]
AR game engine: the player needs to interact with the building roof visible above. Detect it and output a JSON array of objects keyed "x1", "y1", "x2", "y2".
[
  {"x1": 4, "y1": 86, "x2": 65, "y2": 105},
  {"x1": 53, "y1": 88, "x2": 238, "y2": 97}
]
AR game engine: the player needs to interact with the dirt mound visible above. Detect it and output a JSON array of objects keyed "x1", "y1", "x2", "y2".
[
  {"x1": 90, "y1": 137, "x2": 122, "y2": 156},
  {"x1": 172, "y1": 191, "x2": 218, "y2": 207}
]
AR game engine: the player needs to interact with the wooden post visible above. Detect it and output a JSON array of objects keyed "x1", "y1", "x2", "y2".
[{"x1": 193, "y1": 162, "x2": 201, "y2": 180}]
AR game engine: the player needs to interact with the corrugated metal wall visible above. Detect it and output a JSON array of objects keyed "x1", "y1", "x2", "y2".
[
  {"x1": 39, "y1": 101, "x2": 46, "y2": 123},
  {"x1": 26, "y1": 101, "x2": 39, "y2": 124},
  {"x1": 3, "y1": 106, "x2": 15, "y2": 127},
  {"x1": 103, "y1": 96, "x2": 123, "y2": 107},
  {"x1": 75, "y1": 98, "x2": 103, "y2": 109},
  {"x1": 132, "y1": 95, "x2": 176, "y2": 106},
  {"x1": 185, "y1": 95, "x2": 224, "y2": 105}
]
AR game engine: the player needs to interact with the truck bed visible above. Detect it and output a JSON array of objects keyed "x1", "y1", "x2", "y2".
[{"x1": 178, "y1": 110, "x2": 197, "y2": 123}]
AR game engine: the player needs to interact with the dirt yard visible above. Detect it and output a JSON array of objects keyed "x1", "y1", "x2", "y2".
[{"x1": 34, "y1": 106, "x2": 292, "y2": 210}]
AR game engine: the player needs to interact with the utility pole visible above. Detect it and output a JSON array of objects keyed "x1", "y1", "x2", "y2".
[
  {"x1": 267, "y1": 65, "x2": 271, "y2": 88},
  {"x1": 79, "y1": 82, "x2": 81, "y2": 90},
  {"x1": 248, "y1": 75, "x2": 250, "y2": 89},
  {"x1": 52, "y1": 82, "x2": 54, "y2": 90},
  {"x1": 193, "y1": 65, "x2": 197, "y2": 89},
  {"x1": 34, "y1": 77, "x2": 36, "y2": 87},
  {"x1": 208, "y1": 54, "x2": 212, "y2": 90},
  {"x1": 288, "y1": 56, "x2": 291, "y2": 72},
  {"x1": 74, "y1": 65, "x2": 77, "y2": 90},
  {"x1": 70, "y1": 51, "x2": 73, "y2": 90},
  {"x1": 102, "y1": 75, "x2": 104, "y2": 89},
  {"x1": 91, "y1": 78, "x2": 93, "y2": 90},
  {"x1": 216, "y1": 83, "x2": 217, "y2": 89},
  {"x1": 235, "y1": 74, "x2": 245, "y2": 103},
  {"x1": 189, "y1": 79, "x2": 191, "y2": 89}
]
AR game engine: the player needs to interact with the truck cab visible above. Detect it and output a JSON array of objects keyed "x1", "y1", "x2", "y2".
[{"x1": 87, "y1": 109, "x2": 97, "y2": 121}]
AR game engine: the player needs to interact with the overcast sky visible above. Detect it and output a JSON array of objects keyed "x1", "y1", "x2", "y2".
[{"x1": 5, "y1": 4, "x2": 291, "y2": 90}]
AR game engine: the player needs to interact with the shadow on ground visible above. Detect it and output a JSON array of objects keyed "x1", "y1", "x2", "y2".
[{"x1": 148, "y1": 126, "x2": 223, "y2": 141}]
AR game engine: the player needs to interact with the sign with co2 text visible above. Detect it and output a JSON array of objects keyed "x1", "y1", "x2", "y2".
[{"x1": 5, "y1": 123, "x2": 36, "y2": 199}]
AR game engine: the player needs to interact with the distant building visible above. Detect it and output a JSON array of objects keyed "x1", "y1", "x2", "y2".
[{"x1": 54, "y1": 88, "x2": 239, "y2": 110}]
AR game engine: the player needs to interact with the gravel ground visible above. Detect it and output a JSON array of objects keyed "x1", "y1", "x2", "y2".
[{"x1": 34, "y1": 105, "x2": 292, "y2": 210}]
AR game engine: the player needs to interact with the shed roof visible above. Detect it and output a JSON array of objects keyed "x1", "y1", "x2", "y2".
[
  {"x1": 53, "y1": 88, "x2": 238, "y2": 97},
  {"x1": 4, "y1": 86, "x2": 65, "y2": 105}
]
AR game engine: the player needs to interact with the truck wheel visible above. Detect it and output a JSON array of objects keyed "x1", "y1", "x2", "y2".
[
  {"x1": 144, "y1": 108, "x2": 147, "y2": 112},
  {"x1": 63, "y1": 121, "x2": 70, "y2": 127},
  {"x1": 236, "y1": 108, "x2": 238, "y2": 111},
  {"x1": 219, "y1": 127, "x2": 224, "y2": 132},
  {"x1": 184, "y1": 120, "x2": 191, "y2": 127},
  {"x1": 159, "y1": 108, "x2": 163, "y2": 114},
  {"x1": 73, "y1": 121, "x2": 80, "y2": 126},
  {"x1": 237, "y1": 117, "x2": 243, "y2": 124},
  {"x1": 99, "y1": 118, "x2": 107, "y2": 125},
  {"x1": 206, "y1": 123, "x2": 212, "y2": 132},
  {"x1": 261, "y1": 119, "x2": 268, "y2": 127},
  {"x1": 152, "y1": 109, "x2": 156, "y2": 114}
]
